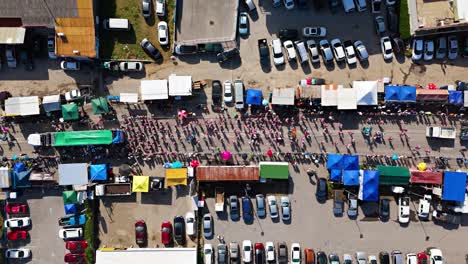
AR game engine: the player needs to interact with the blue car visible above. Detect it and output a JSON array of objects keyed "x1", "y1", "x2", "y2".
[{"x1": 242, "y1": 197, "x2": 253, "y2": 222}]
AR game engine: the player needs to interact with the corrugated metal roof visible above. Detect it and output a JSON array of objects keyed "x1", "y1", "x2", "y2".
[
  {"x1": 196, "y1": 166, "x2": 259, "y2": 181},
  {"x1": 0, "y1": 27, "x2": 25, "y2": 44}
]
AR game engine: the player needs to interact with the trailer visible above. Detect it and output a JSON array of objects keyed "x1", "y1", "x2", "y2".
[
  {"x1": 425, "y1": 127, "x2": 456, "y2": 139},
  {"x1": 27, "y1": 130, "x2": 124, "y2": 147},
  {"x1": 95, "y1": 183, "x2": 132, "y2": 196},
  {"x1": 432, "y1": 210, "x2": 460, "y2": 225},
  {"x1": 215, "y1": 187, "x2": 225, "y2": 213},
  {"x1": 58, "y1": 214, "x2": 86, "y2": 227}
]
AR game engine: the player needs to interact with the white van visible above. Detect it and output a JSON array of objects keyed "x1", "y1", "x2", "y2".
[
  {"x1": 354, "y1": 0, "x2": 367, "y2": 12},
  {"x1": 294, "y1": 40, "x2": 309, "y2": 64},
  {"x1": 234, "y1": 79, "x2": 244, "y2": 110},
  {"x1": 245, "y1": 0, "x2": 257, "y2": 11},
  {"x1": 342, "y1": 0, "x2": 355, "y2": 12},
  {"x1": 103, "y1": 18, "x2": 130, "y2": 31}
]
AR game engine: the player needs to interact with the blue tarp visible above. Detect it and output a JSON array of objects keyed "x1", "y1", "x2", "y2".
[
  {"x1": 64, "y1": 204, "x2": 77, "y2": 215},
  {"x1": 343, "y1": 170, "x2": 359, "y2": 186},
  {"x1": 399, "y1": 86, "x2": 417, "y2": 102},
  {"x1": 448, "y1": 91, "x2": 463, "y2": 105},
  {"x1": 327, "y1": 154, "x2": 344, "y2": 170},
  {"x1": 343, "y1": 155, "x2": 359, "y2": 170},
  {"x1": 13, "y1": 162, "x2": 25, "y2": 173},
  {"x1": 359, "y1": 170, "x2": 379, "y2": 201},
  {"x1": 11, "y1": 170, "x2": 31, "y2": 189},
  {"x1": 330, "y1": 169, "x2": 342, "y2": 181},
  {"x1": 112, "y1": 130, "x2": 123, "y2": 144},
  {"x1": 245, "y1": 89, "x2": 262, "y2": 106},
  {"x1": 385, "y1": 86, "x2": 399, "y2": 101},
  {"x1": 442, "y1": 171, "x2": 467, "y2": 202},
  {"x1": 90, "y1": 164, "x2": 107, "y2": 181}
]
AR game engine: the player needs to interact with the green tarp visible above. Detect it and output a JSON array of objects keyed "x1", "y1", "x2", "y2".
[
  {"x1": 54, "y1": 130, "x2": 113, "y2": 146},
  {"x1": 259, "y1": 162, "x2": 289, "y2": 179},
  {"x1": 377, "y1": 165, "x2": 410, "y2": 185},
  {"x1": 91, "y1": 97, "x2": 109, "y2": 114},
  {"x1": 61, "y1": 103, "x2": 79, "y2": 121},
  {"x1": 62, "y1": 190, "x2": 77, "y2": 204}
]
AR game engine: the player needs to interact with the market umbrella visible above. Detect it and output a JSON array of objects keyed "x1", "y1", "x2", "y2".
[
  {"x1": 163, "y1": 162, "x2": 172, "y2": 168},
  {"x1": 266, "y1": 149, "x2": 273, "y2": 157},
  {"x1": 190, "y1": 160, "x2": 200, "y2": 168},
  {"x1": 61, "y1": 103, "x2": 79, "y2": 121},
  {"x1": 392, "y1": 154, "x2": 399, "y2": 161},
  {"x1": 91, "y1": 97, "x2": 109, "y2": 115},
  {"x1": 262, "y1": 99, "x2": 269, "y2": 106},
  {"x1": 417, "y1": 162, "x2": 427, "y2": 171},
  {"x1": 132, "y1": 176, "x2": 149, "y2": 192},
  {"x1": 427, "y1": 83, "x2": 437, "y2": 90},
  {"x1": 221, "y1": 151, "x2": 232, "y2": 161},
  {"x1": 177, "y1": 110, "x2": 188, "y2": 119},
  {"x1": 172, "y1": 161, "x2": 183, "y2": 168},
  {"x1": 12, "y1": 155, "x2": 18, "y2": 161}
]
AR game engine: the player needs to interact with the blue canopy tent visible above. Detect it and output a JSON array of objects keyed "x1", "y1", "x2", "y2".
[
  {"x1": 398, "y1": 86, "x2": 416, "y2": 102},
  {"x1": 384, "y1": 86, "x2": 399, "y2": 101},
  {"x1": 245, "y1": 89, "x2": 263, "y2": 106},
  {"x1": 330, "y1": 169, "x2": 343, "y2": 181},
  {"x1": 13, "y1": 162, "x2": 25, "y2": 173},
  {"x1": 64, "y1": 204, "x2": 77, "y2": 215},
  {"x1": 448, "y1": 91, "x2": 463, "y2": 105},
  {"x1": 172, "y1": 161, "x2": 183, "y2": 168},
  {"x1": 343, "y1": 170, "x2": 359, "y2": 186},
  {"x1": 11, "y1": 170, "x2": 31, "y2": 189},
  {"x1": 327, "y1": 154, "x2": 344, "y2": 170},
  {"x1": 442, "y1": 171, "x2": 467, "y2": 202},
  {"x1": 359, "y1": 170, "x2": 379, "y2": 201},
  {"x1": 90, "y1": 164, "x2": 107, "y2": 181},
  {"x1": 343, "y1": 155, "x2": 359, "y2": 170},
  {"x1": 112, "y1": 130, "x2": 124, "y2": 144}
]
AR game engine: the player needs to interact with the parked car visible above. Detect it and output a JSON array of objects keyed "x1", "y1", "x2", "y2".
[
  {"x1": 448, "y1": 35, "x2": 458, "y2": 60},
  {"x1": 379, "y1": 251, "x2": 390, "y2": 264},
  {"x1": 158, "y1": 21, "x2": 169, "y2": 45},
  {"x1": 329, "y1": 253, "x2": 339, "y2": 264},
  {"x1": 203, "y1": 214, "x2": 213, "y2": 238},
  {"x1": 319, "y1": 39, "x2": 334, "y2": 64},
  {"x1": 343, "y1": 40, "x2": 357, "y2": 65},
  {"x1": 374, "y1": 16, "x2": 386, "y2": 35},
  {"x1": 429, "y1": 248, "x2": 443, "y2": 264},
  {"x1": 119, "y1": 62, "x2": 143, "y2": 71},
  {"x1": 380, "y1": 36, "x2": 393, "y2": 60},
  {"x1": 229, "y1": 195, "x2": 239, "y2": 220},
  {"x1": 256, "y1": 194, "x2": 266, "y2": 218},
  {"x1": 47, "y1": 35, "x2": 56, "y2": 59},
  {"x1": 185, "y1": 212, "x2": 196, "y2": 236},
  {"x1": 230, "y1": 242, "x2": 240, "y2": 263},
  {"x1": 7, "y1": 230, "x2": 27, "y2": 241},
  {"x1": 140, "y1": 38, "x2": 162, "y2": 61},
  {"x1": 417, "y1": 252, "x2": 428, "y2": 264},
  {"x1": 242, "y1": 196, "x2": 253, "y2": 222},
  {"x1": 156, "y1": 0, "x2": 165, "y2": 16},
  {"x1": 371, "y1": 0, "x2": 381, "y2": 13},
  {"x1": 5, "y1": 217, "x2": 31, "y2": 228},
  {"x1": 278, "y1": 29, "x2": 298, "y2": 40},
  {"x1": 291, "y1": 243, "x2": 301, "y2": 264},
  {"x1": 61, "y1": 61, "x2": 80, "y2": 71},
  {"x1": 398, "y1": 196, "x2": 410, "y2": 224},
  {"x1": 391, "y1": 37, "x2": 405, "y2": 54},
  {"x1": 463, "y1": 36, "x2": 468, "y2": 58},
  {"x1": 5, "y1": 248, "x2": 31, "y2": 259},
  {"x1": 239, "y1": 12, "x2": 249, "y2": 36},
  {"x1": 245, "y1": 0, "x2": 257, "y2": 11},
  {"x1": 303, "y1": 26, "x2": 327, "y2": 37},
  {"x1": 379, "y1": 198, "x2": 390, "y2": 220},
  {"x1": 307, "y1": 39, "x2": 320, "y2": 63},
  {"x1": 223, "y1": 80, "x2": 233, "y2": 103},
  {"x1": 254, "y1": 243, "x2": 265, "y2": 264},
  {"x1": 204, "y1": 244, "x2": 214, "y2": 264},
  {"x1": 142, "y1": 0, "x2": 151, "y2": 17},
  {"x1": 258, "y1": 39, "x2": 270, "y2": 67},
  {"x1": 348, "y1": 194, "x2": 358, "y2": 217},
  {"x1": 217, "y1": 48, "x2": 240, "y2": 63},
  {"x1": 295, "y1": 40, "x2": 309, "y2": 63},
  {"x1": 278, "y1": 242, "x2": 288, "y2": 264},
  {"x1": 284, "y1": 40, "x2": 297, "y2": 61},
  {"x1": 174, "y1": 45, "x2": 197, "y2": 55},
  {"x1": 267, "y1": 195, "x2": 279, "y2": 219},
  {"x1": 412, "y1": 38, "x2": 423, "y2": 60},
  {"x1": 436, "y1": 36, "x2": 447, "y2": 59},
  {"x1": 424, "y1": 40, "x2": 434, "y2": 61},
  {"x1": 5, "y1": 203, "x2": 28, "y2": 215},
  {"x1": 407, "y1": 253, "x2": 417, "y2": 264},
  {"x1": 304, "y1": 248, "x2": 315, "y2": 264},
  {"x1": 5, "y1": 45, "x2": 16, "y2": 68},
  {"x1": 368, "y1": 255, "x2": 378, "y2": 264},
  {"x1": 218, "y1": 243, "x2": 228, "y2": 264},
  {"x1": 161, "y1": 221, "x2": 173, "y2": 245},
  {"x1": 391, "y1": 250, "x2": 403, "y2": 264},
  {"x1": 272, "y1": 38, "x2": 285, "y2": 65},
  {"x1": 174, "y1": 215, "x2": 186, "y2": 244},
  {"x1": 66, "y1": 241, "x2": 88, "y2": 252},
  {"x1": 211, "y1": 80, "x2": 223, "y2": 108},
  {"x1": 266, "y1": 241, "x2": 275, "y2": 262},
  {"x1": 354, "y1": 40, "x2": 369, "y2": 61},
  {"x1": 317, "y1": 251, "x2": 327, "y2": 264},
  {"x1": 134, "y1": 220, "x2": 146, "y2": 245},
  {"x1": 280, "y1": 196, "x2": 291, "y2": 221},
  {"x1": 333, "y1": 190, "x2": 344, "y2": 216},
  {"x1": 386, "y1": 7, "x2": 398, "y2": 34},
  {"x1": 344, "y1": 254, "x2": 353, "y2": 264},
  {"x1": 284, "y1": 0, "x2": 295, "y2": 9},
  {"x1": 331, "y1": 38, "x2": 345, "y2": 61},
  {"x1": 356, "y1": 251, "x2": 367, "y2": 264},
  {"x1": 316, "y1": 177, "x2": 328, "y2": 202},
  {"x1": 242, "y1": 240, "x2": 253, "y2": 263},
  {"x1": 64, "y1": 253, "x2": 85, "y2": 263},
  {"x1": 59, "y1": 228, "x2": 83, "y2": 240}
]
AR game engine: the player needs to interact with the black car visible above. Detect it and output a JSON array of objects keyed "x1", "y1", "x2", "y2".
[
  {"x1": 140, "y1": 38, "x2": 162, "y2": 61},
  {"x1": 380, "y1": 198, "x2": 390, "y2": 220},
  {"x1": 173, "y1": 215, "x2": 186, "y2": 245},
  {"x1": 386, "y1": 7, "x2": 399, "y2": 35},
  {"x1": 257, "y1": 39, "x2": 270, "y2": 67},
  {"x1": 379, "y1": 251, "x2": 390, "y2": 264},
  {"x1": 142, "y1": 0, "x2": 152, "y2": 18},
  {"x1": 317, "y1": 251, "x2": 327, "y2": 264},
  {"x1": 212, "y1": 80, "x2": 222, "y2": 107},
  {"x1": 391, "y1": 37, "x2": 405, "y2": 54},
  {"x1": 217, "y1": 48, "x2": 240, "y2": 63},
  {"x1": 278, "y1": 29, "x2": 298, "y2": 40},
  {"x1": 328, "y1": 0, "x2": 339, "y2": 13},
  {"x1": 316, "y1": 178, "x2": 328, "y2": 202},
  {"x1": 278, "y1": 242, "x2": 288, "y2": 264}
]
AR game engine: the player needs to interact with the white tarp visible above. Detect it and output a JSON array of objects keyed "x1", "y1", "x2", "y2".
[
  {"x1": 272, "y1": 88, "x2": 295, "y2": 105},
  {"x1": 58, "y1": 163, "x2": 88, "y2": 186},
  {"x1": 168, "y1": 74, "x2": 192, "y2": 96},
  {"x1": 354, "y1": 81, "x2": 378, "y2": 105},
  {"x1": 0, "y1": 167, "x2": 10, "y2": 188},
  {"x1": 27, "y1": 134, "x2": 41, "y2": 146},
  {"x1": 5, "y1": 96, "x2": 40, "y2": 116},
  {"x1": 321, "y1": 84, "x2": 339, "y2": 106},
  {"x1": 42, "y1": 94, "x2": 61, "y2": 112},
  {"x1": 120, "y1": 93, "x2": 138, "y2": 103},
  {"x1": 465, "y1": 91, "x2": 468, "y2": 107},
  {"x1": 140, "y1": 80, "x2": 168, "y2": 101},
  {"x1": 337, "y1": 87, "x2": 357, "y2": 110}
]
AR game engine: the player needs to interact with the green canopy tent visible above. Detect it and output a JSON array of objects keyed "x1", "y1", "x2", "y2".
[
  {"x1": 377, "y1": 165, "x2": 410, "y2": 185},
  {"x1": 62, "y1": 190, "x2": 77, "y2": 204},
  {"x1": 259, "y1": 162, "x2": 289, "y2": 180},
  {"x1": 61, "y1": 103, "x2": 79, "y2": 121},
  {"x1": 91, "y1": 97, "x2": 109, "y2": 115}
]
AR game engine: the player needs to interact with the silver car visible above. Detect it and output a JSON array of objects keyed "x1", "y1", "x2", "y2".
[
  {"x1": 256, "y1": 194, "x2": 266, "y2": 218},
  {"x1": 319, "y1": 39, "x2": 333, "y2": 64},
  {"x1": 280, "y1": 196, "x2": 291, "y2": 221},
  {"x1": 354, "y1": 40, "x2": 369, "y2": 61},
  {"x1": 203, "y1": 214, "x2": 213, "y2": 238},
  {"x1": 448, "y1": 35, "x2": 458, "y2": 60},
  {"x1": 306, "y1": 39, "x2": 320, "y2": 63},
  {"x1": 435, "y1": 36, "x2": 447, "y2": 59},
  {"x1": 267, "y1": 195, "x2": 279, "y2": 219},
  {"x1": 356, "y1": 252, "x2": 367, "y2": 264}
]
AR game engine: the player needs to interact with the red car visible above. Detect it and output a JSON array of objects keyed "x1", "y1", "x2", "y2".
[
  {"x1": 7, "y1": 230, "x2": 27, "y2": 241},
  {"x1": 161, "y1": 221, "x2": 173, "y2": 246},
  {"x1": 64, "y1": 253, "x2": 85, "y2": 263},
  {"x1": 135, "y1": 220, "x2": 147, "y2": 245},
  {"x1": 5, "y1": 203, "x2": 28, "y2": 214},
  {"x1": 66, "y1": 241, "x2": 88, "y2": 252},
  {"x1": 417, "y1": 252, "x2": 428, "y2": 264}
]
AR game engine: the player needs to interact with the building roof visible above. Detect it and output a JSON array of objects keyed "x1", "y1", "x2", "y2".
[
  {"x1": 4, "y1": 96, "x2": 40, "y2": 116},
  {"x1": 140, "y1": 80, "x2": 169, "y2": 100},
  {"x1": 196, "y1": 166, "x2": 259, "y2": 181},
  {"x1": 96, "y1": 248, "x2": 197, "y2": 264},
  {"x1": 168, "y1": 75, "x2": 192, "y2": 96}
]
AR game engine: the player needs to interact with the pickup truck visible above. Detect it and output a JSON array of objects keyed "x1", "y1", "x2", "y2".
[
  {"x1": 215, "y1": 187, "x2": 225, "y2": 213},
  {"x1": 418, "y1": 195, "x2": 431, "y2": 220},
  {"x1": 95, "y1": 183, "x2": 132, "y2": 196},
  {"x1": 58, "y1": 214, "x2": 86, "y2": 227},
  {"x1": 432, "y1": 210, "x2": 460, "y2": 225},
  {"x1": 257, "y1": 39, "x2": 270, "y2": 66},
  {"x1": 425, "y1": 126, "x2": 456, "y2": 139}
]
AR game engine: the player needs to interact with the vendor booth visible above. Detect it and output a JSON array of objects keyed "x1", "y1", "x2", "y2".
[
  {"x1": 442, "y1": 171, "x2": 467, "y2": 202},
  {"x1": 416, "y1": 89, "x2": 448, "y2": 102},
  {"x1": 140, "y1": 80, "x2": 169, "y2": 101},
  {"x1": 385, "y1": 86, "x2": 416, "y2": 102},
  {"x1": 337, "y1": 87, "x2": 357, "y2": 110},
  {"x1": 377, "y1": 165, "x2": 410, "y2": 185},
  {"x1": 168, "y1": 74, "x2": 192, "y2": 96},
  {"x1": 358, "y1": 170, "x2": 379, "y2": 201},
  {"x1": 245, "y1": 89, "x2": 262, "y2": 106},
  {"x1": 259, "y1": 162, "x2": 289, "y2": 180},
  {"x1": 196, "y1": 166, "x2": 259, "y2": 181},
  {"x1": 410, "y1": 170, "x2": 442, "y2": 185},
  {"x1": 90, "y1": 164, "x2": 108, "y2": 181},
  {"x1": 61, "y1": 103, "x2": 79, "y2": 121},
  {"x1": 91, "y1": 98, "x2": 109, "y2": 114},
  {"x1": 58, "y1": 163, "x2": 88, "y2": 186},
  {"x1": 321, "y1": 84, "x2": 339, "y2": 106},
  {"x1": 448, "y1": 91, "x2": 463, "y2": 105},
  {"x1": 165, "y1": 168, "x2": 188, "y2": 187},
  {"x1": 4, "y1": 96, "x2": 40, "y2": 116},
  {"x1": 119, "y1": 93, "x2": 139, "y2": 103},
  {"x1": 353, "y1": 81, "x2": 378, "y2": 105},
  {"x1": 42, "y1": 95, "x2": 61, "y2": 112},
  {"x1": 132, "y1": 176, "x2": 150, "y2": 192},
  {"x1": 272, "y1": 88, "x2": 295, "y2": 105}
]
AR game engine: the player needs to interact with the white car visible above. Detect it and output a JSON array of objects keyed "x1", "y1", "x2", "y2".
[
  {"x1": 203, "y1": 214, "x2": 213, "y2": 238},
  {"x1": 424, "y1": 40, "x2": 434, "y2": 61},
  {"x1": 306, "y1": 40, "x2": 320, "y2": 63},
  {"x1": 61, "y1": 61, "x2": 80, "y2": 70},
  {"x1": 5, "y1": 248, "x2": 31, "y2": 259},
  {"x1": 406, "y1": 253, "x2": 417, "y2": 264},
  {"x1": 239, "y1": 12, "x2": 249, "y2": 36},
  {"x1": 347, "y1": 196, "x2": 358, "y2": 217},
  {"x1": 119, "y1": 62, "x2": 143, "y2": 71},
  {"x1": 302, "y1": 27, "x2": 327, "y2": 37},
  {"x1": 185, "y1": 212, "x2": 196, "y2": 236},
  {"x1": 447, "y1": 35, "x2": 458, "y2": 60},
  {"x1": 266, "y1": 241, "x2": 275, "y2": 262},
  {"x1": 344, "y1": 40, "x2": 357, "y2": 65},
  {"x1": 356, "y1": 252, "x2": 367, "y2": 264},
  {"x1": 412, "y1": 38, "x2": 423, "y2": 60},
  {"x1": 242, "y1": 240, "x2": 252, "y2": 263},
  {"x1": 58, "y1": 228, "x2": 83, "y2": 239},
  {"x1": 291, "y1": 243, "x2": 301, "y2": 264},
  {"x1": 344, "y1": 254, "x2": 353, "y2": 263},
  {"x1": 223, "y1": 80, "x2": 233, "y2": 103},
  {"x1": 380, "y1": 36, "x2": 393, "y2": 60},
  {"x1": 65, "y1": 89, "x2": 81, "y2": 101},
  {"x1": 354, "y1": 40, "x2": 369, "y2": 61},
  {"x1": 4, "y1": 217, "x2": 31, "y2": 228},
  {"x1": 204, "y1": 244, "x2": 214, "y2": 264},
  {"x1": 369, "y1": 255, "x2": 378, "y2": 264},
  {"x1": 429, "y1": 248, "x2": 443, "y2": 264},
  {"x1": 280, "y1": 196, "x2": 291, "y2": 221},
  {"x1": 47, "y1": 35, "x2": 56, "y2": 59},
  {"x1": 283, "y1": 40, "x2": 297, "y2": 61},
  {"x1": 284, "y1": 0, "x2": 294, "y2": 10},
  {"x1": 267, "y1": 195, "x2": 279, "y2": 219},
  {"x1": 398, "y1": 196, "x2": 410, "y2": 224},
  {"x1": 272, "y1": 38, "x2": 285, "y2": 65},
  {"x1": 331, "y1": 38, "x2": 345, "y2": 62},
  {"x1": 158, "y1": 21, "x2": 169, "y2": 45},
  {"x1": 156, "y1": 0, "x2": 165, "y2": 16}
]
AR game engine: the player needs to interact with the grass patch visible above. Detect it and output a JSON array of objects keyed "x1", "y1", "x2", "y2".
[
  {"x1": 99, "y1": 0, "x2": 175, "y2": 60},
  {"x1": 398, "y1": 0, "x2": 411, "y2": 40},
  {"x1": 84, "y1": 200, "x2": 97, "y2": 264}
]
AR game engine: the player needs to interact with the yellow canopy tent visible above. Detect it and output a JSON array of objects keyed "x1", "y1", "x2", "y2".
[
  {"x1": 165, "y1": 168, "x2": 188, "y2": 187},
  {"x1": 132, "y1": 176, "x2": 149, "y2": 192}
]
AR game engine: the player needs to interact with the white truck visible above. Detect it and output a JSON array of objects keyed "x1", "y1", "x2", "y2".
[
  {"x1": 95, "y1": 183, "x2": 132, "y2": 196},
  {"x1": 418, "y1": 195, "x2": 431, "y2": 220},
  {"x1": 215, "y1": 187, "x2": 225, "y2": 213},
  {"x1": 425, "y1": 127, "x2": 456, "y2": 139}
]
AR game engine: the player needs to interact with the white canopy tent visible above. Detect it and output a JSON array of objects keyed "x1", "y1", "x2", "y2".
[
  {"x1": 42, "y1": 94, "x2": 61, "y2": 112},
  {"x1": 337, "y1": 87, "x2": 357, "y2": 110},
  {"x1": 120, "y1": 93, "x2": 139, "y2": 103},
  {"x1": 168, "y1": 74, "x2": 192, "y2": 96},
  {"x1": 354, "y1": 81, "x2": 378, "y2": 105},
  {"x1": 465, "y1": 91, "x2": 468, "y2": 107},
  {"x1": 321, "y1": 84, "x2": 339, "y2": 106},
  {"x1": 140, "y1": 80, "x2": 168, "y2": 101},
  {"x1": 58, "y1": 163, "x2": 88, "y2": 186},
  {"x1": 5, "y1": 96, "x2": 40, "y2": 116},
  {"x1": 272, "y1": 88, "x2": 295, "y2": 105},
  {"x1": 0, "y1": 167, "x2": 10, "y2": 188},
  {"x1": 27, "y1": 134, "x2": 41, "y2": 146}
]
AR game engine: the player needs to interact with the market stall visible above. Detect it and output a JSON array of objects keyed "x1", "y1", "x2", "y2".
[
  {"x1": 120, "y1": 93, "x2": 139, "y2": 103},
  {"x1": 442, "y1": 171, "x2": 467, "y2": 202},
  {"x1": 90, "y1": 164, "x2": 108, "y2": 181},
  {"x1": 4, "y1": 96, "x2": 40, "y2": 116},
  {"x1": 168, "y1": 74, "x2": 192, "y2": 96},
  {"x1": 272, "y1": 88, "x2": 295, "y2": 105},
  {"x1": 416, "y1": 89, "x2": 448, "y2": 102},
  {"x1": 196, "y1": 166, "x2": 259, "y2": 181},
  {"x1": 337, "y1": 87, "x2": 357, "y2": 110},
  {"x1": 245, "y1": 89, "x2": 262, "y2": 106},
  {"x1": 165, "y1": 168, "x2": 188, "y2": 187},
  {"x1": 377, "y1": 165, "x2": 410, "y2": 185},
  {"x1": 61, "y1": 103, "x2": 79, "y2": 121},
  {"x1": 140, "y1": 80, "x2": 169, "y2": 101},
  {"x1": 58, "y1": 163, "x2": 88, "y2": 186},
  {"x1": 353, "y1": 81, "x2": 378, "y2": 105},
  {"x1": 385, "y1": 85, "x2": 416, "y2": 102},
  {"x1": 259, "y1": 162, "x2": 289, "y2": 180},
  {"x1": 132, "y1": 176, "x2": 150, "y2": 192},
  {"x1": 42, "y1": 95, "x2": 61, "y2": 112},
  {"x1": 321, "y1": 84, "x2": 339, "y2": 106},
  {"x1": 358, "y1": 170, "x2": 379, "y2": 201},
  {"x1": 410, "y1": 170, "x2": 442, "y2": 185}
]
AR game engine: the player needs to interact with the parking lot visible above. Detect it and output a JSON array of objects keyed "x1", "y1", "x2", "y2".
[{"x1": 203, "y1": 166, "x2": 468, "y2": 263}]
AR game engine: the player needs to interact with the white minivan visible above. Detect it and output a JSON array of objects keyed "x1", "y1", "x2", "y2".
[
  {"x1": 354, "y1": 0, "x2": 366, "y2": 12},
  {"x1": 103, "y1": 18, "x2": 130, "y2": 30},
  {"x1": 234, "y1": 79, "x2": 244, "y2": 110},
  {"x1": 342, "y1": 0, "x2": 355, "y2": 12}
]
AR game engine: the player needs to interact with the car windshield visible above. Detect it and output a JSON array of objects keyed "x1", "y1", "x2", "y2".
[
  {"x1": 434, "y1": 256, "x2": 443, "y2": 261},
  {"x1": 136, "y1": 226, "x2": 144, "y2": 232},
  {"x1": 244, "y1": 245, "x2": 251, "y2": 251},
  {"x1": 273, "y1": 52, "x2": 282, "y2": 58},
  {"x1": 270, "y1": 200, "x2": 276, "y2": 205},
  {"x1": 162, "y1": 227, "x2": 169, "y2": 232},
  {"x1": 205, "y1": 249, "x2": 212, "y2": 254},
  {"x1": 225, "y1": 91, "x2": 232, "y2": 97},
  {"x1": 187, "y1": 218, "x2": 194, "y2": 223}
]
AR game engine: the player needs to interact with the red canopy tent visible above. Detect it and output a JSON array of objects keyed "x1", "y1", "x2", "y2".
[
  {"x1": 410, "y1": 170, "x2": 443, "y2": 185},
  {"x1": 416, "y1": 89, "x2": 448, "y2": 101}
]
